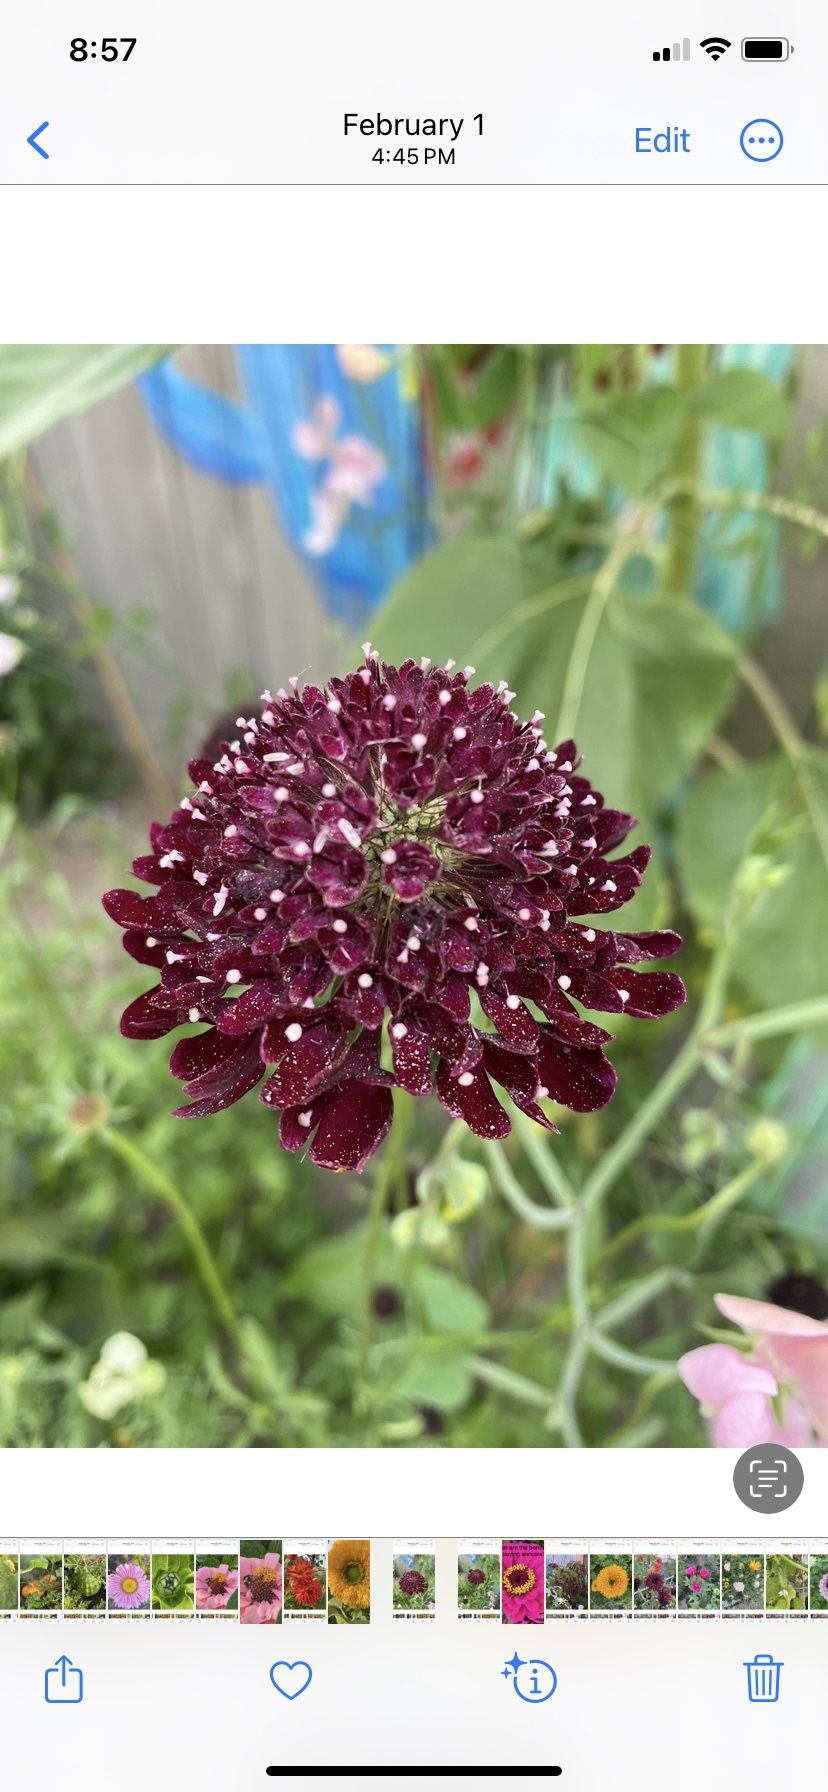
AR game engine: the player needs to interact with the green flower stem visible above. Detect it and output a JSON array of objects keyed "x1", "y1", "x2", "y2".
[
  {"x1": 663, "y1": 343, "x2": 709, "y2": 598},
  {"x1": 485, "y1": 1141, "x2": 574, "y2": 1231},
  {"x1": 665, "y1": 482, "x2": 828, "y2": 543},
  {"x1": 103, "y1": 1127, "x2": 244, "y2": 1352},
  {"x1": 470, "y1": 1355, "x2": 553, "y2": 1411},
  {"x1": 514, "y1": 1112, "x2": 575, "y2": 1206},
  {"x1": 588, "y1": 1332, "x2": 678, "y2": 1379},
  {"x1": 596, "y1": 1160, "x2": 765, "y2": 1267},
  {"x1": 707, "y1": 994, "x2": 828, "y2": 1047},
  {"x1": 556, "y1": 518, "x2": 651, "y2": 740},
  {"x1": 358, "y1": 1089, "x2": 413, "y2": 1374},
  {"x1": 737, "y1": 652, "x2": 828, "y2": 878},
  {"x1": 595, "y1": 1266, "x2": 691, "y2": 1330}
]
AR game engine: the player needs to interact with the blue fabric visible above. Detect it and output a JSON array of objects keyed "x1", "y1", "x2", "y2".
[{"x1": 138, "y1": 347, "x2": 430, "y2": 624}]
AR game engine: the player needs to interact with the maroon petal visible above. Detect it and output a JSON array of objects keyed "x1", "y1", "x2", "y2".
[
  {"x1": 308, "y1": 1079, "x2": 394, "y2": 1171},
  {"x1": 479, "y1": 988, "x2": 539, "y2": 1052},
  {"x1": 389, "y1": 1018, "x2": 432, "y2": 1095},
  {"x1": 120, "y1": 990, "x2": 181, "y2": 1040},
  {"x1": 481, "y1": 1038, "x2": 558, "y2": 1132},
  {"x1": 172, "y1": 1039, "x2": 265, "y2": 1116},
  {"x1": 260, "y1": 1015, "x2": 348, "y2": 1106},
  {"x1": 536, "y1": 1027, "x2": 617, "y2": 1112},
  {"x1": 435, "y1": 1060, "x2": 511, "y2": 1140}
]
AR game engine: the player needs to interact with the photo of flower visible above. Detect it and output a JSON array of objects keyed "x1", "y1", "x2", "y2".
[
  {"x1": 393, "y1": 1552, "x2": 435, "y2": 1613},
  {"x1": 107, "y1": 1556, "x2": 151, "y2": 1612},
  {"x1": 0, "y1": 1555, "x2": 18, "y2": 1612},
  {"x1": 808, "y1": 1554, "x2": 828, "y2": 1613},
  {"x1": 328, "y1": 1540, "x2": 370, "y2": 1624},
  {"x1": 151, "y1": 1553, "x2": 195, "y2": 1613},
  {"x1": 239, "y1": 1542, "x2": 283, "y2": 1624},
  {"x1": 633, "y1": 1554, "x2": 676, "y2": 1613},
  {"x1": 677, "y1": 1555, "x2": 721, "y2": 1612},
  {"x1": 765, "y1": 1553, "x2": 808, "y2": 1612},
  {"x1": 284, "y1": 1551, "x2": 327, "y2": 1613},
  {"x1": 63, "y1": 1553, "x2": 106, "y2": 1612},
  {"x1": 721, "y1": 1555, "x2": 765, "y2": 1613},
  {"x1": 458, "y1": 1551, "x2": 500, "y2": 1614},
  {"x1": 502, "y1": 1541, "x2": 545, "y2": 1624},
  {"x1": 19, "y1": 1555, "x2": 62, "y2": 1611},
  {"x1": 589, "y1": 1555, "x2": 633, "y2": 1612},
  {"x1": 195, "y1": 1555, "x2": 239, "y2": 1612},
  {"x1": 4, "y1": 341, "x2": 828, "y2": 1455},
  {"x1": 546, "y1": 1554, "x2": 588, "y2": 1614}
]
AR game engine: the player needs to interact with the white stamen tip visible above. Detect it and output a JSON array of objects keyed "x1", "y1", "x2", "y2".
[
  {"x1": 225, "y1": 968, "x2": 242, "y2": 984},
  {"x1": 458, "y1": 1071, "x2": 475, "y2": 1087},
  {"x1": 188, "y1": 1008, "x2": 200, "y2": 1023},
  {"x1": 285, "y1": 1023, "x2": 303, "y2": 1042},
  {"x1": 618, "y1": 989, "x2": 630, "y2": 1004},
  {"x1": 391, "y1": 1023, "x2": 408, "y2": 1040},
  {"x1": 411, "y1": 732, "x2": 427, "y2": 751},
  {"x1": 332, "y1": 919, "x2": 348, "y2": 934},
  {"x1": 380, "y1": 848, "x2": 397, "y2": 865},
  {"x1": 299, "y1": 1110, "x2": 314, "y2": 1128},
  {"x1": 557, "y1": 975, "x2": 572, "y2": 991},
  {"x1": 470, "y1": 789, "x2": 484, "y2": 805},
  {"x1": 357, "y1": 973, "x2": 374, "y2": 989},
  {"x1": 506, "y1": 994, "x2": 521, "y2": 1010}
]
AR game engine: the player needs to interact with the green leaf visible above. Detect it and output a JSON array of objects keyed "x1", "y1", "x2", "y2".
[
  {"x1": 394, "y1": 1344, "x2": 474, "y2": 1410},
  {"x1": 373, "y1": 536, "x2": 548, "y2": 671},
  {"x1": 688, "y1": 368, "x2": 789, "y2": 439},
  {"x1": 575, "y1": 388, "x2": 685, "y2": 495},
  {"x1": 0, "y1": 346, "x2": 170, "y2": 456},
  {"x1": 676, "y1": 754, "x2": 828, "y2": 1015},
  {"x1": 414, "y1": 1266, "x2": 489, "y2": 1337}
]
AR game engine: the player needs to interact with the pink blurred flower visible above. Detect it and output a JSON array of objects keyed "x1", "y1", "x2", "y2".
[
  {"x1": 292, "y1": 398, "x2": 387, "y2": 556},
  {"x1": 679, "y1": 1292, "x2": 828, "y2": 1447},
  {"x1": 446, "y1": 433, "x2": 486, "y2": 487}
]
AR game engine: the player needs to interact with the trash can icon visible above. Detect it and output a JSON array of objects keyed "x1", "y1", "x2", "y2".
[{"x1": 744, "y1": 1653, "x2": 783, "y2": 1703}]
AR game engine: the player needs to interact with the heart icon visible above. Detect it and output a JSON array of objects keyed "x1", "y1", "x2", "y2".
[{"x1": 269, "y1": 1659, "x2": 313, "y2": 1701}]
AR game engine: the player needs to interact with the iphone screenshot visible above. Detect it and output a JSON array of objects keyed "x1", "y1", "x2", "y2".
[{"x1": 1, "y1": 2, "x2": 826, "y2": 1786}]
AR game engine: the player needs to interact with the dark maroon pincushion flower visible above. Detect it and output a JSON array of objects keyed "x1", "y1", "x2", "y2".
[
  {"x1": 398, "y1": 1569, "x2": 428, "y2": 1596},
  {"x1": 467, "y1": 1569, "x2": 486, "y2": 1585},
  {"x1": 103, "y1": 649, "x2": 685, "y2": 1173}
]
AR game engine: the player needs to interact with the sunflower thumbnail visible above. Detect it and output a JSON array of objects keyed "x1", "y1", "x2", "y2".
[{"x1": 328, "y1": 1540, "x2": 370, "y2": 1623}]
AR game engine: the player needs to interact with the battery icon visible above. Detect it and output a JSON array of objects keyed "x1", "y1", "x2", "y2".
[{"x1": 742, "y1": 37, "x2": 792, "y2": 59}]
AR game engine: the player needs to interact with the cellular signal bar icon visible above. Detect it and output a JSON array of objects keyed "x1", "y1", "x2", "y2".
[{"x1": 653, "y1": 38, "x2": 691, "y2": 61}]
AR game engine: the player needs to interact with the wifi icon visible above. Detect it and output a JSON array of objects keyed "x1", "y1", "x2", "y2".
[{"x1": 700, "y1": 35, "x2": 731, "y2": 59}]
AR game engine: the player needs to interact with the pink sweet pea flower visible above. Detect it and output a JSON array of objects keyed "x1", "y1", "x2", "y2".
[{"x1": 678, "y1": 1292, "x2": 828, "y2": 1447}]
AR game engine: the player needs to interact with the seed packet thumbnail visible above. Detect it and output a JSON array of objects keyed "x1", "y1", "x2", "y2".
[
  {"x1": 283, "y1": 1541, "x2": 327, "y2": 1620},
  {"x1": 633, "y1": 1548, "x2": 676, "y2": 1615},
  {"x1": 20, "y1": 1543, "x2": 62, "y2": 1617},
  {"x1": 195, "y1": 1542, "x2": 239, "y2": 1616},
  {"x1": 107, "y1": 1543, "x2": 152, "y2": 1616},
  {"x1": 239, "y1": 1541, "x2": 283, "y2": 1624},
  {"x1": 502, "y1": 1540, "x2": 545, "y2": 1624},
  {"x1": 589, "y1": 1550, "x2": 633, "y2": 1615},
  {"x1": 392, "y1": 1541, "x2": 436, "y2": 1620},
  {"x1": 766, "y1": 1548, "x2": 808, "y2": 1613},
  {"x1": 722, "y1": 1550, "x2": 765, "y2": 1615},
  {"x1": 458, "y1": 1541, "x2": 500, "y2": 1620},
  {"x1": 0, "y1": 1544, "x2": 18, "y2": 1619},
  {"x1": 151, "y1": 1544, "x2": 195, "y2": 1617},
  {"x1": 328, "y1": 1540, "x2": 370, "y2": 1624},
  {"x1": 677, "y1": 1551, "x2": 721, "y2": 1614},
  {"x1": 808, "y1": 1548, "x2": 828, "y2": 1614},
  {"x1": 545, "y1": 1547, "x2": 588, "y2": 1616},
  {"x1": 63, "y1": 1541, "x2": 107, "y2": 1615}
]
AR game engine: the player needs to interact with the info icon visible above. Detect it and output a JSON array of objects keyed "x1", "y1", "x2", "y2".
[{"x1": 733, "y1": 1444, "x2": 804, "y2": 1513}]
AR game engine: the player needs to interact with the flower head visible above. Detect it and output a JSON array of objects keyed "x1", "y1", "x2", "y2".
[
  {"x1": 104, "y1": 653, "x2": 685, "y2": 1173},
  {"x1": 398, "y1": 1569, "x2": 428, "y2": 1596},
  {"x1": 467, "y1": 1568, "x2": 486, "y2": 1585},
  {"x1": 108, "y1": 1560, "x2": 151, "y2": 1610},
  {"x1": 328, "y1": 1539, "x2": 370, "y2": 1609},
  {"x1": 240, "y1": 1554, "x2": 283, "y2": 1623},
  {"x1": 592, "y1": 1563, "x2": 629, "y2": 1601},
  {"x1": 195, "y1": 1563, "x2": 239, "y2": 1610},
  {"x1": 78, "y1": 1332, "x2": 166, "y2": 1422},
  {"x1": 679, "y1": 1291, "x2": 828, "y2": 1447}
]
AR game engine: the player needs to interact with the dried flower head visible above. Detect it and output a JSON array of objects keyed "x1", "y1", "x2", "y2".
[{"x1": 103, "y1": 650, "x2": 685, "y2": 1172}]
